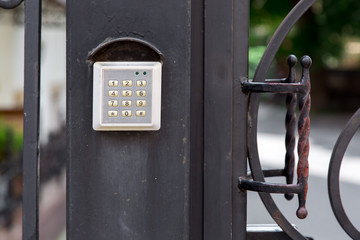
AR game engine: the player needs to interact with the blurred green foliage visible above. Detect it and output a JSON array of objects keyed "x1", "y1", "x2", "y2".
[
  {"x1": 249, "y1": 46, "x2": 266, "y2": 78},
  {"x1": 250, "y1": 0, "x2": 360, "y2": 69},
  {"x1": 0, "y1": 122, "x2": 22, "y2": 163}
]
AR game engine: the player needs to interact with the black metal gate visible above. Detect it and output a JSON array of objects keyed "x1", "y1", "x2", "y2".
[{"x1": 1, "y1": 0, "x2": 360, "y2": 239}]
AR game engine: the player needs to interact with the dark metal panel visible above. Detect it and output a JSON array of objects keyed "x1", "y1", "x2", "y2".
[
  {"x1": 67, "y1": 0, "x2": 203, "y2": 239},
  {"x1": 203, "y1": 0, "x2": 248, "y2": 239},
  {"x1": 203, "y1": 0, "x2": 233, "y2": 233},
  {"x1": 22, "y1": 0, "x2": 42, "y2": 239},
  {"x1": 232, "y1": 0, "x2": 249, "y2": 239},
  {"x1": 189, "y1": 0, "x2": 204, "y2": 239}
]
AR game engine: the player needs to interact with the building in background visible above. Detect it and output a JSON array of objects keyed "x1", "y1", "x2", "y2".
[{"x1": 0, "y1": 0, "x2": 66, "y2": 142}]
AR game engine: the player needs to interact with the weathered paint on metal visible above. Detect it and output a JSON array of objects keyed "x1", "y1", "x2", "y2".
[
  {"x1": 240, "y1": 56, "x2": 311, "y2": 213},
  {"x1": 66, "y1": 0, "x2": 203, "y2": 239},
  {"x1": 296, "y1": 56, "x2": 312, "y2": 219},
  {"x1": 242, "y1": 54, "x2": 311, "y2": 239},
  {"x1": 203, "y1": 0, "x2": 249, "y2": 239}
]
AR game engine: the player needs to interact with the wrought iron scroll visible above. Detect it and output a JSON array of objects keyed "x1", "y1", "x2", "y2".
[
  {"x1": 0, "y1": 0, "x2": 23, "y2": 9},
  {"x1": 328, "y1": 109, "x2": 360, "y2": 239},
  {"x1": 1, "y1": 0, "x2": 42, "y2": 240},
  {"x1": 238, "y1": 0, "x2": 316, "y2": 239}
]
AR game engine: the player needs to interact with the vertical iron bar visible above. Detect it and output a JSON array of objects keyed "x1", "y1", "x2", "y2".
[
  {"x1": 296, "y1": 56, "x2": 311, "y2": 219},
  {"x1": 204, "y1": 0, "x2": 249, "y2": 238},
  {"x1": 233, "y1": 0, "x2": 249, "y2": 239},
  {"x1": 22, "y1": 0, "x2": 41, "y2": 239},
  {"x1": 203, "y1": 0, "x2": 234, "y2": 236}
]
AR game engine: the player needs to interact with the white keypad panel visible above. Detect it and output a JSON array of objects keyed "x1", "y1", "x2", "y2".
[{"x1": 93, "y1": 62, "x2": 162, "y2": 131}]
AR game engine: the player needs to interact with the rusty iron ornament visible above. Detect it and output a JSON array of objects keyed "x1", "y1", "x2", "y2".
[
  {"x1": 237, "y1": 0, "x2": 316, "y2": 239},
  {"x1": 240, "y1": 55, "x2": 311, "y2": 218}
]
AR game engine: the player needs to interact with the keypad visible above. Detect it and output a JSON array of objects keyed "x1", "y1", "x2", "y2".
[
  {"x1": 102, "y1": 68, "x2": 152, "y2": 124},
  {"x1": 93, "y1": 61, "x2": 161, "y2": 131}
]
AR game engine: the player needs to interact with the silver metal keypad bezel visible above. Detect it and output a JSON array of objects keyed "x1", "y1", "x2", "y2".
[{"x1": 93, "y1": 62, "x2": 162, "y2": 131}]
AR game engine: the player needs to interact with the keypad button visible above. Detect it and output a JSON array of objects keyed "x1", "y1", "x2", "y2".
[
  {"x1": 108, "y1": 90, "x2": 119, "y2": 97},
  {"x1": 108, "y1": 80, "x2": 119, "y2": 87},
  {"x1": 136, "y1": 110, "x2": 146, "y2": 117},
  {"x1": 122, "y1": 80, "x2": 133, "y2": 87},
  {"x1": 108, "y1": 111, "x2": 118, "y2": 117},
  {"x1": 136, "y1": 100, "x2": 146, "y2": 107},
  {"x1": 122, "y1": 110, "x2": 132, "y2": 117},
  {"x1": 136, "y1": 80, "x2": 147, "y2": 87},
  {"x1": 136, "y1": 90, "x2": 146, "y2": 97},
  {"x1": 122, "y1": 100, "x2": 132, "y2": 107},
  {"x1": 108, "y1": 100, "x2": 118, "y2": 107},
  {"x1": 122, "y1": 90, "x2": 133, "y2": 97}
]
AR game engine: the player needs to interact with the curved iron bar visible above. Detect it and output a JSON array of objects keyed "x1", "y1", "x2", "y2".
[
  {"x1": 252, "y1": 0, "x2": 316, "y2": 83},
  {"x1": 328, "y1": 109, "x2": 360, "y2": 239},
  {"x1": 0, "y1": 0, "x2": 23, "y2": 9}
]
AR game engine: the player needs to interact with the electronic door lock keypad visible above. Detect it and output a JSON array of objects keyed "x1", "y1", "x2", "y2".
[{"x1": 93, "y1": 62, "x2": 162, "y2": 131}]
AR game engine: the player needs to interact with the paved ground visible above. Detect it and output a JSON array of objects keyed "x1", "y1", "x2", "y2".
[
  {"x1": 0, "y1": 173, "x2": 66, "y2": 240},
  {"x1": 247, "y1": 103, "x2": 360, "y2": 239}
]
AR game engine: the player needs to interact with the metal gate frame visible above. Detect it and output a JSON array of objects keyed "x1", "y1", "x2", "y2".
[
  {"x1": 1, "y1": 0, "x2": 360, "y2": 239},
  {"x1": 0, "y1": 0, "x2": 41, "y2": 239}
]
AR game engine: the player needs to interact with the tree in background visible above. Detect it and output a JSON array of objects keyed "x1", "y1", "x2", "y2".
[
  {"x1": 250, "y1": 0, "x2": 360, "y2": 111},
  {"x1": 250, "y1": 0, "x2": 360, "y2": 71}
]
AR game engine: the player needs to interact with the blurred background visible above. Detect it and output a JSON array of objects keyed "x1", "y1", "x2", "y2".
[
  {"x1": 249, "y1": 0, "x2": 360, "y2": 112},
  {"x1": 0, "y1": 0, "x2": 65, "y2": 239},
  {"x1": 0, "y1": 0, "x2": 360, "y2": 239}
]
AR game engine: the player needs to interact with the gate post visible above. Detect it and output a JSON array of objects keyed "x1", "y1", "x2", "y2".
[
  {"x1": 67, "y1": 0, "x2": 203, "y2": 239},
  {"x1": 203, "y1": 0, "x2": 249, "y2": 239}
]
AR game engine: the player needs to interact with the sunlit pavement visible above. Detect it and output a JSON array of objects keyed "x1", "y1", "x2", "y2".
[{"x1": 247, "y1": 103, "x2": 360, "y2": 240}]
